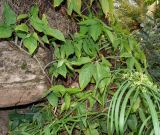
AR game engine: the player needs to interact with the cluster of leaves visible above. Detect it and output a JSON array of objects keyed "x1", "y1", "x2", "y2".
[
  {"x1": 0, "y1": 1, "x2": 158, "y2": 135},
  {"x1": 0, "y1": 4, "x2": 65, "y2": 55},
  {"x1": 8, "y1": 7, "x2": 149, "y2": 135},
  {"x1": 107, "y1": 72, "x2": 160, "y2": 135},
  {"x1": 114, "y1": 0, "x2": 146, "y2": 30},
  {"x1": 52, "y1": 0, "x2": 114, "y2": 18}
]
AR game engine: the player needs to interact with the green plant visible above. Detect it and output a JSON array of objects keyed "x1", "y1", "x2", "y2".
[
  {"x1": 0, "y1": 4, "x2": 65, "y2": 55},
  {"x1": 1, "y1": 1, "x2": 158, "y2": 135},
  {"x1": 9, "y1": 16, "x2": 147, "y2": 135},
  {"x1": 107, "y1": 72, "x2": 160, "y2": 135},
  {"x1": 52, "y1": 0, "x2": 114, "y2": 18},
  {"x1": 115, "y1": 0, "x2": 146, "y2": 30},
  {"x1": 145, "y1": 0, "x2": 159, "y2": 5}
]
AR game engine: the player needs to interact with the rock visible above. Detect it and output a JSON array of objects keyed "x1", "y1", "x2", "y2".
[
  {"x1": 0, "y1": 111, "x2": 9, "y2": 135},
  {"x1": 0, "y1": 41, "x2": 51, "y2": 108}
]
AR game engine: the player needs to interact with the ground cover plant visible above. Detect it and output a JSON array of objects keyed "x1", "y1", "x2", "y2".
[{"x1": 0, "y1": 0, "x2": 160, "y2": 134}]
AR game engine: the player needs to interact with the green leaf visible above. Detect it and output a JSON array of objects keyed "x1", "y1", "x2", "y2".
[
  {"x1": 17, "y1": 14, "x2": 28, "y2": 20},
  {"x1": 90, "y1": 24, "x2": 102, "y2": 41},
  {"x1": 120, "y1": 52, "x2": 132, "y2": 58},
  {"x1": 64, "y1": 93, "x2": 71, "y2": 110},
  {"x1": 119, "y1": 86, "x2": 136, "y2": 134},
  {"x1": 3, "y1": 3, "x2": 17, "y2": 25},
  {"x1": 66, "y1": 88, "x2": 81, "y2": 94},
  {"x1": 101, "y1": 57, "x2": 112, "y2": 67},
  {"x1": 23, "y1": 35, "x2": 38, "y2": 55},
  {"x1": 138, "y1": 108, "x2": 146, "y2": 122},
  {"x1": 49, "y1": 85, "x2": 66, "y2": 96},
  {"x1": 15, "y1": 23, "x2": 29, "y2": 32},
  {"x1": 57, "y1": 64, "x2": 67, "y2": 78},
  {"x1": 54, "y1": 0, "x2": 64, "y2": 7},
  {"x1": 54, "y1": 46, "x2": 61, "y2": 59},
  {"x1": 44, "y1": 26, "x2": 65, "y2": 41},
  {"x1": 42, "y1": 14, "x2": 48, "y2": 25},
  {"x1": 127, "y1": 114, "x2": 137, "y2": 132},
  {"x1": 71, "y1": 57, "x2": 91, "y2": 66},
  {"x1": 16, "y1": 31, "x2": 27, "y2": 39},
  {"x1": 30, "y1": 16, "x2": 44, "y2": 32},
  {"x1": 143, "y1": 93, "x2": 160, "y2": 135},
  {"x1": 132, "y1": 97, "x2": 140, "y2": 112},
  {"x1": 93, "y1": 62, "x2": 111, "y2": 92},
  {"x1": 0, "y1": 25, "x2": 13, "y2": 38},
  {"x1": 47, "y1": 93, "x2": 58, "y2": 107},
  {"x1": 67, "y1": 0, "x2": 74, "y2": 15},
  {"x1": 83, "y1": 39, "x2": 98, "y2": 57},
  {"x1": 32, "y1": 32, "x2": 43, "y2": 45},
  {"x1": 126, "y1": 57, "x2": 135, "y2": 70},
  {"x1": 80, "y1": 19, "x2": 98, "y2": 25},
  {"x1": 73, "y1": 0, "x2": 81, "y2": 15},
  {"x1": 42, "y1": 35, "x2": 49, "y2": 44},
  {"x1": 30, "y1": 6, "x2": 39, "y2": 17},
  {"x1": 134, "y1": 59, "x2": 142, "y2": 72},
  {"x1": 44, "y1": 126, "x2": 51, "y2": 135},
  {"x1": 74, "y1": 40, "x2": 82, "y2": 58},
  {"x1": 66, "y1": 42, "x2": 74, "y2": 57},
  {"x1": 79, "y1": 64, "x2": 94, "y2": 90},
  {"x1": 85, "y1": 128, "x2": 99, "y2": 135},
  {"x1": 99, "y1": 0, "x2": 114, "y2": 17},
  {"x1": 80, "y1": 25, "x2": 88, "y2": 34},
  {"x1": 104, "y1": 28, "x2": 114, "y2": 43}
]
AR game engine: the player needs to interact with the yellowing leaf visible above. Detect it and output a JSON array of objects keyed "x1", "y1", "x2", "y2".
[
  {"x1": 73, "y1": 0, "x2": 81, "y2": 15},
  {"x1": 67, "y1": 0, "x2": 74, "y2": 15},
  {"x1": 99, "y1": 0, "x2": 113, "y2": 17}
]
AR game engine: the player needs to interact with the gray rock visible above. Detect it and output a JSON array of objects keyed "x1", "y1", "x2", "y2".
[{"x1": 0, "y1": 41, "x2": 50, "y2": 108}]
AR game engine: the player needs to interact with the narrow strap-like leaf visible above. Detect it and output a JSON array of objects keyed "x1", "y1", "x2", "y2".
[
  {"x1": 119, "y1": 86, "x2": 136, "y2": 134},
  {"x1": 143, "y1": 93, "x2": 160, "y2": 135}
]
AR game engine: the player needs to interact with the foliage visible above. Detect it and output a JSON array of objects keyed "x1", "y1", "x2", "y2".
[
  {"x1": 0, "y1": 4, "x2": 65, "y2": 55},
  {"x1": 107, "y1": 72, "x2": 160, "y2": 135},
  {"x1": 52, "y1": 0, "x2": 114, "y2": 18},
  {"x1": 7, "y1": 4, "x2": 150, "y2": 135},
  {"x1": 0, "y1": 1, "x2": 159, "y2": 135},
  {"x1": 114, "y1": 0, "x2": 146, "y2": 30},
  {"x1": 145, "y1": 0, "x2": 159, "y2": 5}
]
